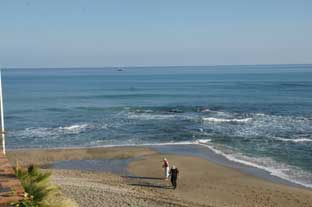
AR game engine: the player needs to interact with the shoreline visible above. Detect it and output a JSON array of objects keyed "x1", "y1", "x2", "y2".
[
  {"x1": 6, "y1": 143, "x2": 312, "y2": 189},
  {"x1": 6, "y1": 145, "x2": 312, "y2": 207},
  {"x1": 150, "y1": 144, "x2": 311, "y2": 189}
]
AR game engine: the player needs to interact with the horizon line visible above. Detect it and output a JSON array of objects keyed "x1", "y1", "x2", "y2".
[{"x1": 2, "y1": 63, "x2": 312, "y2": 70}]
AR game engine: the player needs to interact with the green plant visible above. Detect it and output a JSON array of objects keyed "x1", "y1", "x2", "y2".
[{"x1": 13, "y1": 165, "x2": 58, "y2": 207}]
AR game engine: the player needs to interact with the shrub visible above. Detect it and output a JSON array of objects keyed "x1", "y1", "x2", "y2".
[{"x1": 13, "y1": 164, "x2": 75, "y2": 207}]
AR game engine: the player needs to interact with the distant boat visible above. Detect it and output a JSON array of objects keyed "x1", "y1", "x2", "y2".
[{"x1": 116, "y1": 67, "x2": 124, "y2": 71}]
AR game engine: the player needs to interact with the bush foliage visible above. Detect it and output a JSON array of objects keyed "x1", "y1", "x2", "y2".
[{"x1": 13, "y1": 164, "x2": 75, "y2": 207}]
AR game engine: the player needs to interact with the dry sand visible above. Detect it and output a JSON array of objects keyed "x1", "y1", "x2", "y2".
[
  {"x1": 7, "y1": 147, "x2": 312, "y2": 207},
  {"x1": 51, "y1": 169, "x2": 197, "y2": 207}
]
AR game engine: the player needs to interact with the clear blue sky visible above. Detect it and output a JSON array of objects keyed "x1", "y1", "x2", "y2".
[{"x1": 1, "y1": 0, "x2": 311, "y2": 68}]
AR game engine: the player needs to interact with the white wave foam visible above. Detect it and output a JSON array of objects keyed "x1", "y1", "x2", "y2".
[
  {"x1": 254, "y1": 113, "x2": 266, "y2": 116},
  {"x1": 61, "y1": 124, "x2": 89, "y2": 133},
  {"x1": 274, "y1": 137, "x2": 312, "y2": 143},
  {"x1": 202, "y1": 117, "x2": 252, "y2": 123},
  {"x1": 23, "y1": 127, "x2": 55, "y2": 138},
  {"x1": 92, "y1": 141, "x2": 198, "y2": 148},
  {"x1": 201, "y1": 108, "x2": 212, "y2": 112},
  {"x1": 200, "y1": 112, "x2": 312, "y2": 139},
  {"x1": 135, "y1": 109, "x2": 153, "y2": 113},
  {"x1": 128, "y1": 113, "x2": 176, "y2": 120},
  {"x1": 195, "y1": 139, "x2": 211, "y2": 144},
  {"x1": 127, "y1": 111, "x2": 194, "y2": 121},
  {"x1": 197, "y1": 143, "x2": 312, "y2": 188},
  {"x1": 15, "y1": 123, "x2": 91, "y2": 138}
]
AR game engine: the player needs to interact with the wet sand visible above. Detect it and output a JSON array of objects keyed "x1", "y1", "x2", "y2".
[
  {"x1": 7, "y1": 146, "x2": 312, "y2": 207},
  {"x1": 129, "y1": 153, "x2": 312, "y2": 207},
  {"x1": 7, "y1": 146, "x2": 156, "y2": 166}
]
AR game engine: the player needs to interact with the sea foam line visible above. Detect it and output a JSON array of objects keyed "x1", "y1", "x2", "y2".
[
  {"x1": 196, "y1": 141, "x2": 312, "y2": 189},
  {"x1": 202, "y1": 117, "x2": 252, "y2": 123},
  {"x1": 45, "y1": 140, "x2": 312, "y2": 188},
  {"x1": 8, "y1": 137, "x2": 312, "y2": 189},
  {"x1": 273, "y1": 137, "x2": 312, "y2": 143}
]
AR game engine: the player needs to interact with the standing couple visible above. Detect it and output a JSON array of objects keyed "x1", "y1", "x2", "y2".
[{"x1": 162, "y1": 158, "x2": 179, "y2": 189}]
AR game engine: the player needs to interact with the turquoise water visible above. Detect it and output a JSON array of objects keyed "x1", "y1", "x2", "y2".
[{"x1": 3, "y1": 65, "x2": 312, "y2": 187}]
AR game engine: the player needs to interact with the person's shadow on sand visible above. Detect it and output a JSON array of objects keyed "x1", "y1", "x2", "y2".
[
  {"x1": 129, "y1": 183, "x2": 173, "y2": 189},
  {"x1": 123, "y1": 176, "x2": 173, "y2": 189},
  {"x1": 122, "y1": 175, "x2": 163, "y2": 180}
]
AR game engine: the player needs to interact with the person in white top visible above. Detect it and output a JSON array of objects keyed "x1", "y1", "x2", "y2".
[{"x1": 162, "y1": 158, "x2": 169, "y2": 180}]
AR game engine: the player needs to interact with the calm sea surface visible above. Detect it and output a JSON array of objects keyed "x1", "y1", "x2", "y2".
[{"x1": 3, "y1": 65, "x2": 312, "y2": 187}]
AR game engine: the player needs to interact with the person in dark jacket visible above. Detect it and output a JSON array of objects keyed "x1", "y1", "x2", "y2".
[{"x1": 169, "y1": 165, "x2": 179, "y2": 189}]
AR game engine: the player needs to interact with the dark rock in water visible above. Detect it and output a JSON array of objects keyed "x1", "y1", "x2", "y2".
[{"x1": 168, "y1": 109, "x2": 183, "y2": 113}]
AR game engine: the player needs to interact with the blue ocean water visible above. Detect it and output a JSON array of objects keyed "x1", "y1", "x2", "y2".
[{"x1": 3, "y1": 65, "x2": 312, "y2": 187}]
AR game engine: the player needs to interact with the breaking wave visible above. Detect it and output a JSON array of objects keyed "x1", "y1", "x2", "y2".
[
  {"x1": 7, "y1": 106, "x2": 312, "y2": 189},
  {"x1": 274, "y1": 137, "x2": 312, "y2": 143},
  {"x1": 202, "y1": 117, "x2": 252, "y2": 123},
  {"x1": 12, "y1": 124, "x2": 91, "y2": 138},
  {"x1": 201, "y1": 112, "x2": 312, "y2": 139},
  {"x1": 194, "y1": 139, "x2": 212, "y2": 144},
  {"x1": 128, "y1": 113, "x2": 177, "y2": 120}
]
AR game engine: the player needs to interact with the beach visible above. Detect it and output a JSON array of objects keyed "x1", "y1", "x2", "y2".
[
  {"x1": 3, "y1": 1, "x2": 312, "y2": 206},
  {"x1": 5, "y1": 67, "x2": 312, "y2": 189},
  {"x1": 7, "y1": 146, "x2": 312, "y2": 207}
]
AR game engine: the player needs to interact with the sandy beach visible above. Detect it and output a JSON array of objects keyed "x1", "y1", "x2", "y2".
[
  {"x1": 4, "y1": 2, "x2": 312, "y2": 207},
  {"x1": 7, "y1": 146, "x2": 312, "y2": 207}
]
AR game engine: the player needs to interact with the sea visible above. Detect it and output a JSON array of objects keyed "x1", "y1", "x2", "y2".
[{"x1": 3, "y1": 64, "x2": 312, "y2": 188}]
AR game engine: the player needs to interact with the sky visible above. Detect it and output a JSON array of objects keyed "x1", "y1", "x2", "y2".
[{"x1": 0, "y1": 0, "x2": 312, "y2": 68}]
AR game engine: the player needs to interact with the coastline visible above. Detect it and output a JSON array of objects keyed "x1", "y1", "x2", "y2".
[
  {"x1": 6, "y1": 145, "x2": 312, "y2": 207},
  {"x1": 150, "y1": 144, "x2": 311, "y2": 189},
  {"x1": 7, "y1": 143, "x2": 312, "y2": 189}
]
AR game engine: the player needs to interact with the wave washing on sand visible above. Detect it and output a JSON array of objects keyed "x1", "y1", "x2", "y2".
[
  {"x1": 86, "y1": 135, "x2": 311, "y2": 189},
  {"x1": 161, "y1": 139, "x2": 312, "y2": 189},
  {"x1": 60, "y1": 136, "x2": 312, "y2": 189},
  {"x1": 9, "y1": 126, "x2": 312, "y2": 189},
  {"x1": 7, "y1": 106, "x2": 312, "y2": 189},
  {"x1": 74, "y1": 139, "x2": 312, "y2": 189},
  {"x1": 194, "y1": 140, "x2": 312, "y2": 189}
]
